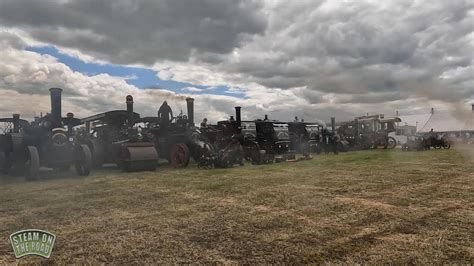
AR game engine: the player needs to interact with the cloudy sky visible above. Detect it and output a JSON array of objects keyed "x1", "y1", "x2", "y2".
[{"x1": 0, "y1": 0, "x2": 473, "y2": 123}]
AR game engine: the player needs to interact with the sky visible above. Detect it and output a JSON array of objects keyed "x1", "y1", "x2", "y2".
[{"x1": 0, "y1": 0, "x2": 473, "y2": 124}]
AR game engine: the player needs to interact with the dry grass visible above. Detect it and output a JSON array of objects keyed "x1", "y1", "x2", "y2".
[{"x1": 0, "y1": 148, "x2": 473, "y2": 264}]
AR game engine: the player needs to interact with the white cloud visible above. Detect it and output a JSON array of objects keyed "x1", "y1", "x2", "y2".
[{"x1": 0, "y1": 1, "x2": 473, "y2": 124}]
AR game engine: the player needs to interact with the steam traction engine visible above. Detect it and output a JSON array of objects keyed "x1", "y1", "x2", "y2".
[
  {"x1": 198, "y1": 107, "x2": 246, "y2": 168},
  {"x1": 337, "y1": 114, "x2": 399, "y2": 150},
  {"x1": 138, "y1": 98, "x2": 211, "y2": 168},
  {"x1": 288, "y1": 122, "x2": 322, "y2": 156},
  {"x1": 78, "y1": 95, "x2": 158, "y2": 172},
  {"x1": 253, "y1": 118, "x2": 296, "y2": 162},
  {"x1": 0, "y1": 88, "x2": 92, "y2": 180},
  {"x1": 204, "y1": 108, "x2": 296, "y2": 164}
]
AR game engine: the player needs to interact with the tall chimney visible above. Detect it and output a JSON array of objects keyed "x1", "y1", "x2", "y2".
[
  {"x1": 126, "y1": 95, "x2": 134, "y2": 127},
  {"x1": 471, "y1": 104, "x2": 474, "y2": 112},
  {"x1": 235, "y1": 106, "x2": 241, "y2": 130},
  {"x1": 12, "y1": 114, "x2": 20, "y2": 133},
  {"x1": 49, "y1": 88, "x2": 63, "y2": 128},
  {"x1": 264, "y1": 114, "x2": 268, "y2": 121},
  {"x1": 431, "y1": 107, "x2": 434, "y2": 115},
  {"x1": 186, "y1": 97, "x2": 194, "y2": 127},
  {"x1": 331, "y1": 117, "x2": 336, "y2": 132},
  {"x1": 85, "y1": 121, "x2": 91, "y2": 133}
]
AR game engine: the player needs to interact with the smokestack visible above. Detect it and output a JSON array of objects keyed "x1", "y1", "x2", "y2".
[
  {"x1": 126, "y1": 95, "x2": 134, "y2": 127},
  {"x1": 264, "y1": 114, "x2": 268, "y2": 121},
  {"x1": 12, "y1": 114, "x2": 20, "y2": 133},
  {"x1": 235, "y1": 106, "x2": 241, "y2": 130},
  {"x1": 85, "y1": 121, "x2": 91, "y2": 133},
  {"x1": 186, "y1": 97, "x2": 194, "y2": 126},
  {"x1": 49, "y1": 88, "x2": 63, "y2": 128},
  {"x1": 331, "y1": 117, "x2": 336, "y2": 132},
  {"x1": 396, "y1": 110, "x2": 399, "y2": 116},
  {"x1": 471, "y1": 104, "x2": 474, "y2": 112},
  {"x1": 431, "y1": 107, "x2": 434, "y2": 115}
]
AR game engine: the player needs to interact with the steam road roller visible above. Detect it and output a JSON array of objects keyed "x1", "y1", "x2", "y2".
[
  {"x1": 78, "y1": 95, "x2": 158, "y2": 172},
  {"x1": 0, "y1": 88, "x2": 92, "y2": 180}
]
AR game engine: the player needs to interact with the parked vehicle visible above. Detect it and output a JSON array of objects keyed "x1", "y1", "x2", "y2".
[
  {"x1": 0, "y1": 88, "x2": 92, "y2": 180},
  {"x1": 337, "y1": 114, "x2": 399, "y2": 150},
  {"x1": 78, "y1": 95, "x2": 158, "y2": 172}
]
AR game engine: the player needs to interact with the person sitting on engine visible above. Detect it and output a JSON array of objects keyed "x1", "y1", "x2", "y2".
[{"x1": 200, "y1": 118, "x2": 208, "y2": 129}]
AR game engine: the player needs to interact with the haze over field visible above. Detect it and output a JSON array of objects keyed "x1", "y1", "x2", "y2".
[{"x1": 0, "y1": 0, "x2": 473, "y2": 122}]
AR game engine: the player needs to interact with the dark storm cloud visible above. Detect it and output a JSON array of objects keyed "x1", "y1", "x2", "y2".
[
  {"x1": 0, "y1": 0, "x2": 266, "y2": 65},
  {"x1": 0, "y1": 0, "x2": 472, "y2": 117},
  {"x1": 206, "y1": 0, "x2": 473, "y2": 104}
]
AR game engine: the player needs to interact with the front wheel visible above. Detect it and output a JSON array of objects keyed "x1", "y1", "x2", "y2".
[
  {"x1": 443, "y1": 143, "x2": 451, "y2": 149},
  {"x1": 0, "y1": 152, "x2": 11, "y2": 175},
  {"x1": 315, "y1": 144, "x2": 322, "y2": 155},
  {"x1": 74, "y1": 144, "x2": 92, "y2": 176},
  {"x1": 387, "y1": 137, "x2": 397, "y2": 149},
  {"x1": 25, "y1": 146, "x2": 40, "y2": 181}
]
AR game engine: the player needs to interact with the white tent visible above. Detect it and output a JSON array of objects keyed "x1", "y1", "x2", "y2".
[
  {"x1": 397, "y1": 105, "x2": 474, "y2": 133},
  {"x1": 418, "y1": 112, "x2": 466, "y2": 133}
]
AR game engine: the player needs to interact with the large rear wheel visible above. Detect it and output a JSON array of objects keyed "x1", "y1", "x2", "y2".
[
  {"x1": 75, "y1": 144, "x2": 92, "y2": 176},
  {"x1": 25, "y1": 146, "x2": 40, "y2": 181},
  {"x1": 169, "y1": 143, "x2": 190, "y2": 168}
]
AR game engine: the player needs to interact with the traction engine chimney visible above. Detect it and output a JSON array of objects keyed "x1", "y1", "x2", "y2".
[
  {"x1": 186, "y1": 97, "x2": 194, "y2": 127},
  {"x1": 235, "y1": 106, "x2": 241, "y2": 130},
  {"x1": 49, "y1": 88, "x2": 63, "y2": 128},
  {"x1": 12, "y1": 114, "x2": 20, "y2": 133},
  {"x1": 126, "y1": 95, "x2": 134, "y2": 127}
]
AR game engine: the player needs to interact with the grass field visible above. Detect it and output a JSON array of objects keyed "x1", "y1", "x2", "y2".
[{"x1": 0, "y1": 148, "x2": 473, "y2": 264}]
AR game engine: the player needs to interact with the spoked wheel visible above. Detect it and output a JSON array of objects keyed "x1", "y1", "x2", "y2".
[
  {"x1": 197, "y1": 142, "x2": 215, "y2": 169},
  {"x1": 443, "y1": 143, "x2": 451, "y2": 149},
  {"x1": 387, "y1": 137, "x2": 397, "y2": 149},
  {"x1": 25, "y1": 146, "x2": 40, "y2": 181},
  {"x1": 74, "y1": 144, "x2": 92, "y2": 176},
  {"x1": 169, "y1": 143, "x2": 190, "y2": 168},
  {"x1": 434, "y1": 144, "x2": 442, "y2": 149}
]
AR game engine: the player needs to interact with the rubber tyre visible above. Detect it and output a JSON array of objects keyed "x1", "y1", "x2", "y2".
[
  {"x1": 88, "y1": 139, "x2": 104, "y2": 168},
  {"x1": 25, "y1": 146, "x2": 40, "y2": 181},
  {"x1": 75, "y1": 144, "x2": 92, "y2": 176},
  {"x1": 387, "y1": 137, "x2": 397, "y2": 149},
  {"x1": 315, "y1": 144, "x2": 322, "y2": 155}
]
